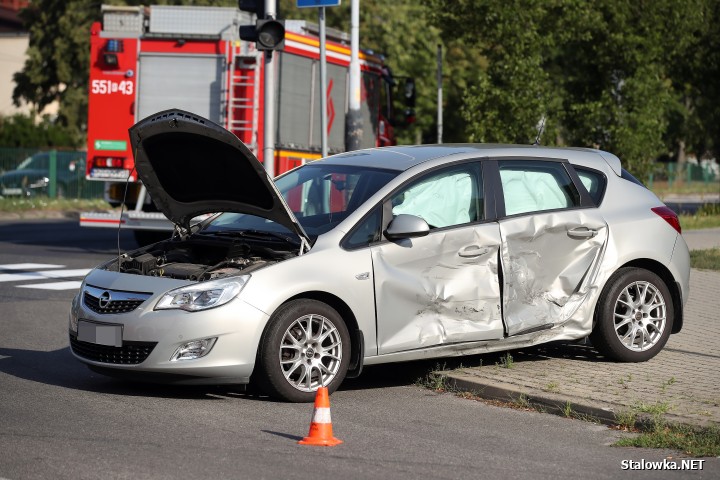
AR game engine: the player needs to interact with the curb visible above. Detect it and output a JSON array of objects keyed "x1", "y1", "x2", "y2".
[{"x1": 438, "y1": 371, "x2": 715, "y2": 429}]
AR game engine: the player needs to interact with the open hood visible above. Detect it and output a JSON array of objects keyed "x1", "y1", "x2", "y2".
[{"x1": 129, "y1": 109, "x2": 310, "y2": 246}]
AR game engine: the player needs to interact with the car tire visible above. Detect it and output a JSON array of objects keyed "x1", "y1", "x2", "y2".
[
  {"x1": 254, "y1": 299, "x2": 351, "y2": 402},
  {"x1": 590, "y1": 267, "x2": 673, "y2": 362}
]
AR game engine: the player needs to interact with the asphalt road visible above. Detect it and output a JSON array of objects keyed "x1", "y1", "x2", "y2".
[{"x1": 0, "y1": 219, "x2": 715, "y2": 480}]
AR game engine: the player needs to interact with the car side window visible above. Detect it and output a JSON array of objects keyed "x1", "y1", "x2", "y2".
[
  {"x1": 343, "y1": 207, "x2": 382, "y2": 249},
  {"x1": 390, "y1": 164, "x2": 482, "y2": 229},
  {"x1": 499, "y1": 160, "x2": 580, "y2": 216},
  {"x1": 574, "y1": 167, "x2": 606, "y2": 205}
]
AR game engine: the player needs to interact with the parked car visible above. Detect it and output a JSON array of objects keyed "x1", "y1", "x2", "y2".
[
  {"x1": 69, "y1": 109, "x2": 690, "y2": 402},
  {"x1": 0, "y1": 151, "x2": 86, "y2": 198}
]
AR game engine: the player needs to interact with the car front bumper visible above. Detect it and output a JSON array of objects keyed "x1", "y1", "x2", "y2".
[{"x1": 69, "y1": 271, "x2": 270, "y2": 384}]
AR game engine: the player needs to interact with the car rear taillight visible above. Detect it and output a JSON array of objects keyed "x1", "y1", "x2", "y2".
[{"x1": 651, "y1": 206, "x2": 681, "y2": 234}]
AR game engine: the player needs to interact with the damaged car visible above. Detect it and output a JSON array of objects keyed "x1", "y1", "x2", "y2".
[{"x1": 69, "y1": 109, "x2": 690, "y2": 402}]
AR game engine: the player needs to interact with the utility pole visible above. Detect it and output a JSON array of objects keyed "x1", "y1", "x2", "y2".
[
  {"x1": 437, "y1": 43, "x2": 443, "y2": 144},
  {"x1": 345, "y1": 0, "x2": 362, "y2": 151}
]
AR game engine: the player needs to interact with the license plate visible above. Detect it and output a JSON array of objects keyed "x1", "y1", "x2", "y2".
[
  {"x1": 1, "y1": 187, "x2": 22, "y2": 196},
  {"x1": 77, "y1": 321, "x2": 122, "y2": 347}
]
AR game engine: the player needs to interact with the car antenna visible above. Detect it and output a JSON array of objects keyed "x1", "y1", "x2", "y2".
[{"x1": 532, "y1": 115, "x2": 546, "y2": 146}]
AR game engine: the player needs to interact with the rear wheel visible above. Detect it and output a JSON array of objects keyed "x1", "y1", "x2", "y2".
[
  {"x1": 590, "y1": 267, "x2": 673, "y2": 362},
  {"x1": 254, "y1": 299, "x2": 350, "y2": 402}
]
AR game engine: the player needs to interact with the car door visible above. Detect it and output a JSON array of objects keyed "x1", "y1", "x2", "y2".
[
  {"x1": 492, "y1": 159, "x2": 608, "y2": 337},
  {"x1": 370, "y1": 162, "x2": 504, "y2": 355}
]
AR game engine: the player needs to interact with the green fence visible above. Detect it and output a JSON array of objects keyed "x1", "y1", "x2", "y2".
[
  {"x1": 648, "y1": 162, "x2": 719, "y2": 191},
  {"x1": 0, "y1": 147, "x2": 105, "y2": 200}
]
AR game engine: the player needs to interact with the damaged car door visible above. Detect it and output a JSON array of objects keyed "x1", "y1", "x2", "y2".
[
  {"x1": 494, "y1": 159, "x2": 608, "y2": 337},
  {"x1": 372, "y1": 162, "x2": 504, "y2": 354}
]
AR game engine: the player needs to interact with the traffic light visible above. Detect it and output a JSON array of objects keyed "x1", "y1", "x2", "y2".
[
  {"x1": 238, "y1": 0, "x2": 285, "y2": 51},
  {"x1": 240, "y1": 19, "x2": 285, "y2": 51}
]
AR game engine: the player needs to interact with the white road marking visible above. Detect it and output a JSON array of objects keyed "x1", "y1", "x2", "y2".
[
  {"x1": 0, "y1": 263, "x2": 65, "y2": 270},
  {"x1": 16, "y1": 281, "x2": 83, "y2": 290},
  {"x1": 0, "y1": 269, "x2": 91, "y2": 283}
]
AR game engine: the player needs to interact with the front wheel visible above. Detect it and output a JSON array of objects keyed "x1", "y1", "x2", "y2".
[
  {"x1": 590, "y1": 267, "x2": 673, "y2": 362},
  {"x1": 254, "y1": 299, "x2": 351, "y2": 402}
]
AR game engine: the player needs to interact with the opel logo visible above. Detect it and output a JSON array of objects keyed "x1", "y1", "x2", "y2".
[{"x1": 98, "y1": 291, "x2": 112, "y2": 309}]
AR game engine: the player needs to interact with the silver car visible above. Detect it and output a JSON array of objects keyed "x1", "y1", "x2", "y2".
[{"x1": 69, "y1": 109, "x2": 690, "y2": 402}]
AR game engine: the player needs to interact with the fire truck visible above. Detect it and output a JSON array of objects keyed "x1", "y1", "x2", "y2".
[{"x1": 80, "y1": 4, "x2": 409, "y2": 243}]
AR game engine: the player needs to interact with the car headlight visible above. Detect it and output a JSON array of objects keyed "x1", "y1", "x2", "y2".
[{"x1": 155, "y1": 276, "x2": 249, "y2": 312}]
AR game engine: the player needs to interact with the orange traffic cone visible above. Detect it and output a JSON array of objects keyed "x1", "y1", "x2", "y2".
[{"x1": 298, "y1": 386, "x2": 343, "y2": 446}]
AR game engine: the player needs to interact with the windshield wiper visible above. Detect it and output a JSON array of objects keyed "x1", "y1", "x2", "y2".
[{"x1": 201, "y1": 229, "x2": 300, "y2": 245}]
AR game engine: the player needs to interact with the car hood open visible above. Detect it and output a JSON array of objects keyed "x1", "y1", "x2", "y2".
[{"x1": 129, "y1": 109, "x2": 310, "y2": 246}]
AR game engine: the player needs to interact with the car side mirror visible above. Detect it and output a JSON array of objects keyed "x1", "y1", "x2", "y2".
[{"x1": 384, "y1": 214, "x2": 430, "y2": 240}]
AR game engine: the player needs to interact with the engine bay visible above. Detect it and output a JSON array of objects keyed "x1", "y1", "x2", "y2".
[{"x1": 105, "y1": 234, "x2": 296, "y2": 281}]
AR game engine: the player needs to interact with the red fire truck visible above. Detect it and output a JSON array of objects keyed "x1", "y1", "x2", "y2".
[{"x1": 80, "y1": 4, "x2": 407, "y2": 242}]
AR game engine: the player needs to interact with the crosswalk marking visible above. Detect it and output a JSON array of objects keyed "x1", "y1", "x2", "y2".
[
  {"x1": 0, "y1": 263, "x2": 65, "y2": 270},
  {"x1": 0, "y1": 269, "x2": 91, "y2": 283},
  {"x1": 0, "y1": 264, "x2": 90, "y2": 291},
  {"x1": 16, "y1": 281, "x2": 83, "y2": 290}
]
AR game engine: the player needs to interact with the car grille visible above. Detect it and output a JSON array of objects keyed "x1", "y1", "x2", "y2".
[
  {"x1": 70, "y1": 333, "x2": 156, "y2": 365},
  {"x1": 83, "y1": 285, "x2": 152, "y2": 314}
]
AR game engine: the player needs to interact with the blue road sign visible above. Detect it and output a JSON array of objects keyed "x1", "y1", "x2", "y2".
[{"x1": 297, "y1": 0, "x2": 341, "y2": 7}]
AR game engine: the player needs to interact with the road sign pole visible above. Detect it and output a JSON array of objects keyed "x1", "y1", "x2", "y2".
[{"x1": 319, "y1": 6, "x2": 328, "y2": 158}]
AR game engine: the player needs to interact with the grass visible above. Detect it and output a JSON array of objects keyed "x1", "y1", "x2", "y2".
[
  {"x1": 651, "y1": 179, "x2": 720, "y2": 198},
  {"x1": 690, "y1": 248, "x2": 720, "y2": 271},
  {"x1": 0, "y1": 197, "x2": 111, "y2": 213},
  {"x1": 498, "y1": 352, "x2": 515, "y2": 369},
  {"x1": 615, "y1": 423, "x2": 720, "y2": 457}
]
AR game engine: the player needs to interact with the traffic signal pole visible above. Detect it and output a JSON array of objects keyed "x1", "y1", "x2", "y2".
[{"x1": 263, "y1": 0, "x2": 277, "y2": 176}]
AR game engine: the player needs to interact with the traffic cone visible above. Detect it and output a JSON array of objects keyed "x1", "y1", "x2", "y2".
[{"x1": 298, "y1": 386, "x2": 343, "y2": 446}]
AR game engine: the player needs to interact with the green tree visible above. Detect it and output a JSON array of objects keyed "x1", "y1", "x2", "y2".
[
  {"x1": 0, "y1": 113, "x2": 80, "y2": 148},
  {"x1": 424, "y1": 0, "x2": 720, "y2": 180}
]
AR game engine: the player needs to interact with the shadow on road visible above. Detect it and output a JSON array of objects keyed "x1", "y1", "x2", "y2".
[{"x1": 0, "y1": 341, "x2": 608, "y2": 402}]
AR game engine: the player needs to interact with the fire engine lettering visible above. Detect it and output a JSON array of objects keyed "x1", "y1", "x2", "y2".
[{"x1": 91, "y1": 79, "x2": 134, "y2": 96}]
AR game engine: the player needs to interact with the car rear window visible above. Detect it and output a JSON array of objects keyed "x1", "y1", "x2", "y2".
[
  {"x1": 620, "y1": 168, "x2": 646, "y2": 188},
  {"x1": 574, "y1": 167, "x2": 607, "y2": 205}
]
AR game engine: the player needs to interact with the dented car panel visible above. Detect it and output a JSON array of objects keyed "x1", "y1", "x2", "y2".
[
  {"x1": 373, "y1": 223, "x2": 503, "y2": 354},
  {"x1": 499, "y1": 210, "x2": 608, "y2": 336},
  {"x1": 69, "y1": 109, "x2": 690, "y2": 402}
]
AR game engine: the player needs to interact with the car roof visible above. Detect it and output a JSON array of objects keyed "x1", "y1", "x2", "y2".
[{"x1": 317, "y1": 144, "x2": 617, "y2": 173}]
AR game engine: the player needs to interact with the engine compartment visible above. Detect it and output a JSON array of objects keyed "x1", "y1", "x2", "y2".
[{"x1": 105, "y1": 234, "x2": 296, "y2": 281}]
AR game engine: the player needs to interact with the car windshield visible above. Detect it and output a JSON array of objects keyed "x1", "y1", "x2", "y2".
[{"x1": 202, "y1": 163, "x2": 399, "y2": 240}]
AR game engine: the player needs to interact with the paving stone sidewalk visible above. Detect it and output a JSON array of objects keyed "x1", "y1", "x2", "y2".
[{"x1": 442, "y1": 268, "x2": 720, "y2": 427}]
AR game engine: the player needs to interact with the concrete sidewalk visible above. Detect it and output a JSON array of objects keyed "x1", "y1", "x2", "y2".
[{"x1": 442, "y1": 268, "x2": 720, "y2": 427}]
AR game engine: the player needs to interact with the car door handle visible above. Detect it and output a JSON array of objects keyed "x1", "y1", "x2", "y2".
[
  {"x1": 458, "y1": 245, "x2": 491, "y2": 257},
  {"x1": 567, "y1": 227, "x2": 598, "y2": 239}
]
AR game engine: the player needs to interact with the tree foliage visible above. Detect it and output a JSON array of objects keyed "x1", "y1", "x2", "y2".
[
  {"x1": 0, "y1": 113, "x2": 80, "y2": 148},
  {"x1": 425, "y1": 0, "x2": 720, "y2": 180}
]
